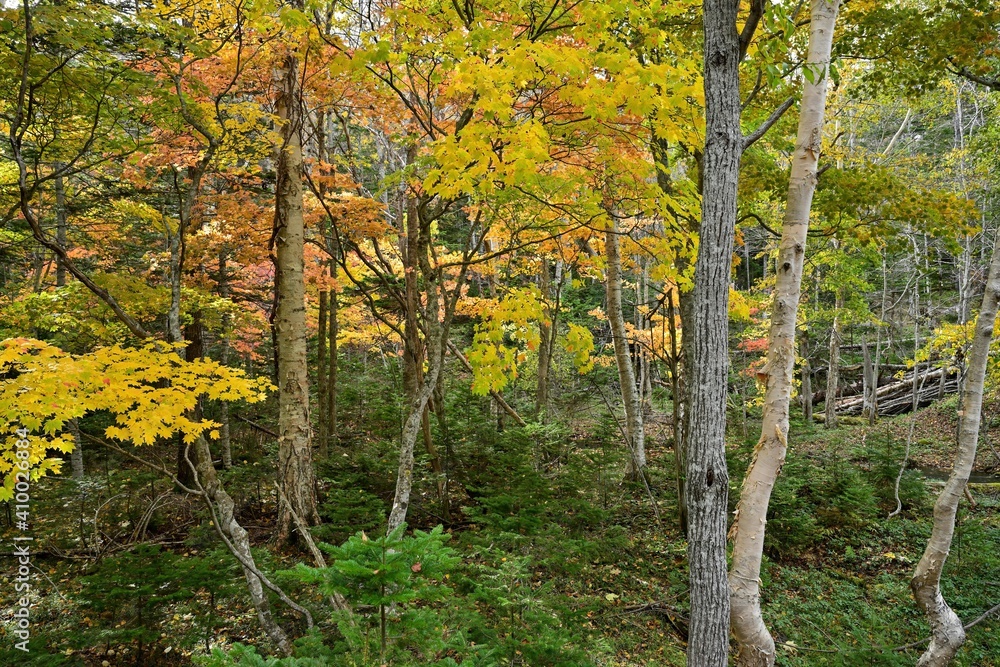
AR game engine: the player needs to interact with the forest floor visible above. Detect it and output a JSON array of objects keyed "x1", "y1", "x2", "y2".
[{"x1": 1, "y1": 398, "x2": 999, "y2": 666}]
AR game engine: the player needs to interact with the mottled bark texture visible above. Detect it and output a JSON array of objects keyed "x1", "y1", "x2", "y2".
[
  {"x1": 728, "y1": 2, "x2": 840, "y2": 664},
  {"x1": 685, "y1": 0, "x2": 740, "y2": 662},
  {"x1": 606, "y1": 219, "x2": 646, "y2": 477},
  {"x1": 911, "y1": 234, "x2": 1000, "y2": 666},
  {"x1": 274, "y1": 52, "x2": 320, "y2": 542}
]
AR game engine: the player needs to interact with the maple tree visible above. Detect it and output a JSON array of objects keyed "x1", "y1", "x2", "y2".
[{"x1": 3, "y1": 0, "x2": 1000, "y2": 664}]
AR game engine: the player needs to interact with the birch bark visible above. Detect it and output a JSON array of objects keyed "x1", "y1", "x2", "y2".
[
  {"x1": 911, "y1": 234, "x2": 1000, "y2": 666},
  {"x1": 729, "y1": 3, "x2": 841, "y2": 664},
  {"x1": 274, "y1": 51, "x2": 320, "y2": 540}
]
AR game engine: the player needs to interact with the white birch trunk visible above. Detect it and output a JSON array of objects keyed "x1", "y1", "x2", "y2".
[
  {"x1": 191, "y1": 436, "x2": 293, "y2": 655},
  {"x1": 910, "y1": 234, "x2": 1000, "y2": 666},
  {"x1": 729, "y1": 2, "x2": 841, "y2": 664}
]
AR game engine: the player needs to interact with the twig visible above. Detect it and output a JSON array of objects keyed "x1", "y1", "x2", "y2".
[
  {"x1": 589, "y1": 379, "x2": 664, "y2": 531},
  {"x1": 81, "y1": 432, "x2": 200, "y2": 494},
  {"x1": 893, "y1": 602, "x2": 1000, "y2": 651},
  {"x1": 30, "y1": 561, "x2": 68, "y2": 600},
  {"x1": 233, "y1": 414, "x2": 279, "y2": 438},
  {"x1": 274, "y1": 483, "x2": 352, "y2": 615},
  {"x1": 446, "y1": 339, "x2": 527, "y2": 427}
]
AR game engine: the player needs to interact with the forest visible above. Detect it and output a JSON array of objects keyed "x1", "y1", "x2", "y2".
[{"x1": 1, "y1": 0, "x2": 1000, "y2": 665}]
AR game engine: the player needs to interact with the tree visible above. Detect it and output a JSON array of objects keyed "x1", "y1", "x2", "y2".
[
  {"x1": 683, "y1": 0, "x2": 741, "y2": 662},
  {"x1": 0, "y1": 339, "x2": 301, "y2": 654},
  {"x1": 272, "y1": 10, "x2": 321, "y2": 541},
  {"x1": 605, "y1": 214, "x2": 646, "y2": 479},
  {"x1": 728, "y1": 1, "x2": 841, "y2": 664},
  {"x1": 910, "y1": 232, "x2": 1000, "y2": 666}
]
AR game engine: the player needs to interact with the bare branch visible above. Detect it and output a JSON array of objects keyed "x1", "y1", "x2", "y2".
[{"x1": 743, "y1": 96, "x2": 796, "y2": 150}]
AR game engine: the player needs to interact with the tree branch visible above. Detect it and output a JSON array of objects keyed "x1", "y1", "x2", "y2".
[
  {"x1": 739, "y1": 0, "x2": 766, "y2": 63},
  {"x1": 743, "y1": 96, "x2": 796, "y2": 150}
]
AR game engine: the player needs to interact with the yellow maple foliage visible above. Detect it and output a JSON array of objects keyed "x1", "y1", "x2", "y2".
[{"x1": 0, "y1": 338, "x2": 272, "y2": 499}]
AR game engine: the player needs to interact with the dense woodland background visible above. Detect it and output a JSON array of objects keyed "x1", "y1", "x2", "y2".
[{"x1": 1, "y1": 0, "x2": 1000, "y2": 665}]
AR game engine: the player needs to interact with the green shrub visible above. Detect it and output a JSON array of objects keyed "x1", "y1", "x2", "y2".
[
  {"x1": 286, "y1": 524, "x2": 467, "y2": 666},
  {"x1": 77, "y1": 545, "x2": 239, "y2": 662}
]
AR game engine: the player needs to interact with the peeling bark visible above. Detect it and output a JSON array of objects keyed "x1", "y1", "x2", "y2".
[
  {"x1": 274, "y1": 51, "x2": 319, "y2": 541},
  {"x1": 729, "y1": 5, "x2": 840, "y2": 664}
]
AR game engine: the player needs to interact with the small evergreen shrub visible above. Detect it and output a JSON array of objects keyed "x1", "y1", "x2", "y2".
[{"x1": 77, "y1": 545, "x2": 239, "y2": 663}]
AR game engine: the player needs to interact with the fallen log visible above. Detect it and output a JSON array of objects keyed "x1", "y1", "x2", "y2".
[{"x1": 834, "y1": 367, "x2": 958, "y2": 416}]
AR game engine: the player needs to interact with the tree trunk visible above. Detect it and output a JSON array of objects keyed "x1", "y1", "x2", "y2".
[
  {"x1": 218, "y1": 372, "x2": 232, "y2": 469},
  {"x1": 182, "y1": 321, "x2": 296, "y2": 653},
  {"x1": 56, "y1": 169, "x2": 84, "y2": 479},
  {"x1": 191, "y1": 434, "x2": 293, "y2": 655},
  {"x1": 666, "y1": 289, "x2": 687, "y2": 533},
  {"x1": 536, "y1": 258, "x2": 553, "y2": 418},
  {"x1": 911, "y1": 234, "x2": 1000, "y2": 666},
  {"x1": 316, "y1": 110, "x2": 333, "y2": 460},
  {"x1": 402, "y1": 194, "x2": 423, "y2": 429},
  {"x1": 274, "y1": 51, "x2": 319, "y2": 541},
  {"x1": 639, "y1": 258, "x2": 653, "y2": 403},
  {"x1": 328, "y1": 281, "x2": 338, "y2": 446},
  {"x1": 606, "y1": 219, "x2": 646, "y2": 477},
  {"x1": 55, "y1": 166, "x2": 67, "y2": 288},
  {"x1": 69, "y1": 419, "x2": 84, "y2": 480},
  {"x1": 387, "y1": 277, "x2": 445, "y2": 534},
  {"x1": 728, "y1": 3, "x2": 840, "y2": 664},
  {"x1": 218, "y1": 251, "x2": 233, "y2": 469},
  {"x1": 174, "y1": 311, "x2": 205, "y2": 489},
  {"x1": 685, "y1": 0, "x2": 740, "y2": 662},
  {"x1": 825, "y1": 288, "x2": 842, "y2": 428},
  {"x1": 800, "y1": 331, "x2": 813, "y2": 423},
  {"x1": 317, "y1": 289, "x2": 329, "y2": 457},
  {"x1": 422, "y1": 405, "x2": 449, "y2": 520},
  {"x1": 167, "y1": 221, "x2": 183, "y2": 345},
  {"x1": 861, "y1": 335, "x2": 874, "y2": 421}
]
